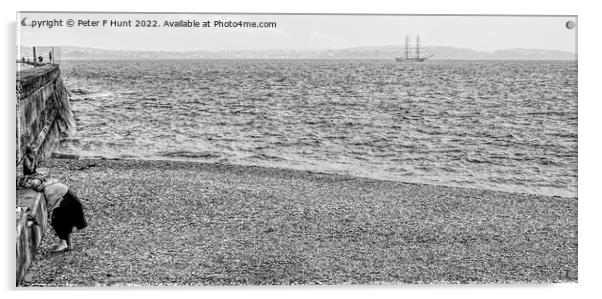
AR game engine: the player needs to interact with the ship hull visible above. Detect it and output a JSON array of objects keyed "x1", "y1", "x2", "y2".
[{"x1": 395, "y1": 57, "x2": 429, "y2": 62}]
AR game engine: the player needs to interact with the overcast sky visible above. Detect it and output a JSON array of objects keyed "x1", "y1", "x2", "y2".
[{"x1": 17, "y1": 12, "x2": 577, "y2": 52}]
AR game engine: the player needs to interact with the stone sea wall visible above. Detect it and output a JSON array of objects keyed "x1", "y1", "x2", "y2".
[
  {"x1": 16, "y1": 64, "x2": 74, "y2": 166},
  {"x1": 16, "y1": 64, "x2": 74, "y2": 286}
]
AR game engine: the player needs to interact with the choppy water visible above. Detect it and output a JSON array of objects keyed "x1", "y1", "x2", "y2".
[{"x1": 57, "y1": 59, "x2": 577, "y2": 198}]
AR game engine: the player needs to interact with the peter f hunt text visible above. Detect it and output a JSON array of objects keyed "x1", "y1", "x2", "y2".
[{"x1": 25, "y1": 18, "x2": 277, "y2": 29}]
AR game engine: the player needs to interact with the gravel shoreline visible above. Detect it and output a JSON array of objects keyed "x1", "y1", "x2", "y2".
[{"x1": 23, "y1": 158, "x2": 577, "y2": 286}]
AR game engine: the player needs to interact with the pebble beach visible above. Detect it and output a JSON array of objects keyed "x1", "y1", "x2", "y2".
[{"x1": 23, "y1": 158, "x2": 577, "y2": 286}]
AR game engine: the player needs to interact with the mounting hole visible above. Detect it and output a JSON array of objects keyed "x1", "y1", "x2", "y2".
[{"x1": 566, "y1": 20, "x2": 576, "y2": 30}]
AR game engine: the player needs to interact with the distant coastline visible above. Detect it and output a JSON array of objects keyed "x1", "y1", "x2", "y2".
[{"x1": 18, "y1": 45, "x2": 576, "y2": 61}]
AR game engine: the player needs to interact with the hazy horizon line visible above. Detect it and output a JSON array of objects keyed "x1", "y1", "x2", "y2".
[{"x1": 17, "y1": 44, "x2": 576, "y2": 54}]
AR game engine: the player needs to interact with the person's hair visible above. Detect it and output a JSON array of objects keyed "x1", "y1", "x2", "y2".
[
  {"x1": 25, "y1": 146, "x2": 34, "y2": 155},
  {"x1": 23, "y1": 147, "x2": 37, "y2": 175}
]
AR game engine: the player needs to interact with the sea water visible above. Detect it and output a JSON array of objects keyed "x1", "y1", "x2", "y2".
[{"x1": 57, "y1": 59, "x2": 578, "y2": 198}]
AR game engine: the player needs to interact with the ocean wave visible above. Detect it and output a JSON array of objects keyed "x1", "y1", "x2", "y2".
[
  {"x1": 243, "y1": 153, "x2": 288, "y2": 162},
  {"x1": 156, "y1": 150, "x2": 223, "y2": 159},
  {"x1": 70, "y1": 88, "x2": 91, "y2": 95}
]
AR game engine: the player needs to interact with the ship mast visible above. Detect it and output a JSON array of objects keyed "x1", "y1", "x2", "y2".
[
  {"x1": 404, "y1": 35, "x2": 410, "y2": 60},
  {"x1": 415, "y1": 35, "x2": 421, "y2": 59}
]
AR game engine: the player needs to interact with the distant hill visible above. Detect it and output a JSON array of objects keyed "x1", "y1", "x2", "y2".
[{"x1": 20, "y1": 45, "x2": 576, "y2": 60}]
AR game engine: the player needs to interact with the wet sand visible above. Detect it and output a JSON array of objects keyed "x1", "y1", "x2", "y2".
[{"x1": 23, "y1": 158, "x2": 577, "y2": 286}]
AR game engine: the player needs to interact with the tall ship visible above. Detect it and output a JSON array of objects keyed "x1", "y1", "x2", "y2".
[{"x1": 396, "y1": 35, "x2": 433, "y2": 62}]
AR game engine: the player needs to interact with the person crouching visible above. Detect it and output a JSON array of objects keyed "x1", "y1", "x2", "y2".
[
  {"x1": 20, "y1": 174, "x2": 88, "y2": 252},
  {"x1": 43, "y1": 180, "x2": 88, "y2": 252}
]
